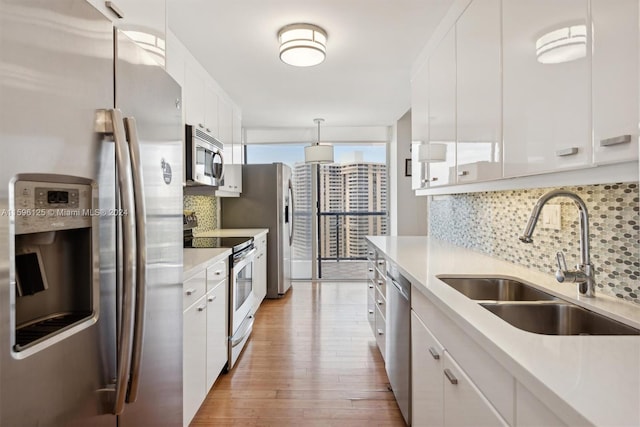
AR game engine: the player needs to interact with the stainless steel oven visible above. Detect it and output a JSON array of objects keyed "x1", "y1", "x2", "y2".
[{"x1": 228, "y1": 242, "x2": 256, "y2": 370}]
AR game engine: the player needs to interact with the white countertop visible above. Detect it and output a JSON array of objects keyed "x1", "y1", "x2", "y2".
[
  {"x1": 367, "y1": 236, "x2": 640, "y2": 427},
  {"x1": 183, "y1": 248, "x2": 231, "y2": 280},
  {"x1": 193, "y1": 228, "x2": 268, "y2": 239}
]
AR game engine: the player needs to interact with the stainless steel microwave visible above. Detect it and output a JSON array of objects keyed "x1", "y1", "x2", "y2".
[{"x1": 185, "y1": 125, "x2": 225, "y2": 186}]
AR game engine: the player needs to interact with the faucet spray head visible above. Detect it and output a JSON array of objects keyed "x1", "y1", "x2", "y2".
[{"x1": 519, "y1": 235, "x2": 533, "y2": 244}]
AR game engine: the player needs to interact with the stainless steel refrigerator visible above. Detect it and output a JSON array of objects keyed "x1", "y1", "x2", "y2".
[
  {"x1": 222, "y1": 163, "x2": 294, "y2": 298},
  {"x1": 0, "y1": 1, "x2": 183, "y2": 425}
]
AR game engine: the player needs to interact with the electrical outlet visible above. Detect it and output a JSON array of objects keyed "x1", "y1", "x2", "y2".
[{"x1": 541, "y1": 204, "x2": 561, "y2": 230}]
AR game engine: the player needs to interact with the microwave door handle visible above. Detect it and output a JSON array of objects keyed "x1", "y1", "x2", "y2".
[
  {"x1": 123, "y1": 117, "x2": 147, "y2": 404},
  {"x1": 215, "y1": 149, "x2": 225, "y2": 182},
  {"x1": 109, "y1": 109, "x2": 136, "y2": 415}
]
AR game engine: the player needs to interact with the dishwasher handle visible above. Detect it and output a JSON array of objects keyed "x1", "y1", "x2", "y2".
[{"x1": 387, "y1": 275, "x2": 410, "y2": 301}]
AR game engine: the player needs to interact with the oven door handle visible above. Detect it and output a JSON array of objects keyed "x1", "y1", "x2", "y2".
[
  {"x1": 230, "y1": 315, "x2": 255, "y2": 347},
  {"x1": 233, "y1": 247, "x2": 257, "y2": 268}
]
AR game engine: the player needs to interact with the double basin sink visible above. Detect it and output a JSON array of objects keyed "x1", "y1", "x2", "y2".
[{"x1": 438, "y1": 277, "x2": 640, "y2": 336}]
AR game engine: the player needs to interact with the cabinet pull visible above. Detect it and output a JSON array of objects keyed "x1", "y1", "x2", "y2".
[
  {"x1": 214, "y1": 270, "x2": 222, "y2": 276},
  {"x1": 197, "y1": 305, "x2": 206, "y2": 312},
  {"x1": 428, "y1": 347, "x2": 440, "y2": 360},
  {"x1": 377, "y1": 329, "x2": 384, "y2": 336},
  {"x1": 377, "y1": 280, "x2": 384, "y2": 286},
  {"x1": 555, "y1": 147, "x2": 578, "y2": 157},
  {"x1": 198, "y1": 123, "x2": 204, "y2": 129},
  {"x1": 368, "y1": 268, "x2": 374, "y2": 272},
  {"x1": 208, "y1": 295, "x2": 216, "y2": 302},
  {"x1": 368, "y1": 309, "x2": 374, "y2": 314},
  {"x1": 105, "y1": 1, "x2": 124, "y2": 18},
  {"x1": 377, "y1": 299, "x2": 384, "y2": 306},
  {"x1": 368, "y1": 284, "x2": 374, "y2": 289},
  {"x1": 600, "y1": 134, "x2": 631, "y2": 147},
  {"x1": 377, "y1": 260, "x2": 385, "y2": 266},
  {"x1": 431, "y1": 177, "x2": 439, "y2": 182},
  {"x1": 444, "y1": 368, "x2": 458, "y2": 385},
  {"x1": 457, "y1": 170, "x2": 469, "y2": 177},
  {"x1": 185, "y1": 288, "x2": 196, "y2": 296},
  {"x1": 206, "y1": 128, "x2": 212, "y2": 133}
]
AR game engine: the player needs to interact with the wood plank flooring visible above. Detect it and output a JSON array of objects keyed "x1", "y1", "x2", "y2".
[{"x1": 190, "y1": 281, "x2": 406, "y2": 426}]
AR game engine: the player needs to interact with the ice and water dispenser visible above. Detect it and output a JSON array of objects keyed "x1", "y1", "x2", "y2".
[{"x1": 11, "y1": 174, "x2": 98, "y2": 354}]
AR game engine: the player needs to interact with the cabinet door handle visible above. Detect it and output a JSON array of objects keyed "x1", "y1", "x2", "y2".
[
  {"x1": 431, "y1": 177, "x2": 439, "y2": 182},
  {"x1": 457, "y1": 170, "x2": 469, "y2": 177},
  {"x1": 377, "y1": 260, "x2": 385, "y2": 266},
  {"x1": 197, "y1": 304, "x2": 206, "y2": 312},
  {"x1": 377, "y1": 280, "x2": 384, "y2": 287},
  {"x1": 185, "y1": 288, "x2": 196, "y2": 296},
  {"x1": 444, "y1": 368, "x2": 458, "y2": 385},
  {"x1": 208, "y1": 295, "x2": 216, "y2": 302},
  {"x1": 198, "y1": 123, "x2": 204, "y2": 129},
  {"x1": 368, "y1": 268, "x2": 374, "y2": 272},
  {"x1": 600, "y1": 134, "x2": 631, "y2": 147},
  {"x1": 368, "y1": 284, "x2": 374, "y2": 289},
  {"x1": 214, "y1": 270, "x2": 222, "y2": 276},
  {"x1": 377, "y1": 300, "x2": 384, "y2": 306},
  {"x1": 555, "y1": 147, "x2": 578, "y2": 157},
  {"x1": 368, "y1": 309, "x2": 374, "y2": 314},
  {"x1": 428, "y1": 347, "x2": 440, "y2": 360},
  {"x1": 377, "y1": 329, "x2": 384, "y2": 336}
]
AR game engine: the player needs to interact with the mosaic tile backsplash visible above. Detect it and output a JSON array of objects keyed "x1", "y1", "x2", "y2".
[
  {"x1": 429, "y1": 182, "x2": 640, "y2": 304},
  {"x1": 183, "y1": 195, "x2": 218, "y2": 233}
]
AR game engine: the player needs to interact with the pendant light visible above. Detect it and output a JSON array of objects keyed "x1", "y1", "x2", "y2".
[{"x1": 304, "y1": 118, "x2": 334, "y2": 164}]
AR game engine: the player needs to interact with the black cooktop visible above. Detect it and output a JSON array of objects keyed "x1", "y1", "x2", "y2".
[{"x1": 185, "y1": 236, "x2": 254, "y2": 254}]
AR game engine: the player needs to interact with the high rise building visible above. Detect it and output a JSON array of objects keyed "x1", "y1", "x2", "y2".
[{"x1": 291, "y1": 159, "x2": 388, "y2": 261}]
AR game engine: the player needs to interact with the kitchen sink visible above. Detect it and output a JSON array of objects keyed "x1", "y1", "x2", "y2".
[
  {"x1": 480, "y1": 302, "x2": 640, "y2": 336},
  {"x1": 438, "y1": 277, "x2": 557, "y2": 301}
]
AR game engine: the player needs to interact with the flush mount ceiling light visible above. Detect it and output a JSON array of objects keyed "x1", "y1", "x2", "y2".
[
  {"x1": 305, "y1": 118, "x2": 334, "y2": 163},
  {"x1": 418, "y1": 143, "x2": 447, "y2": 163},
  {"x1": 278, "y1": 23, "x2": 327, "y2": 67},
  {"x1": 536, "y1": 24, "x2": 587, "y2": 64}
]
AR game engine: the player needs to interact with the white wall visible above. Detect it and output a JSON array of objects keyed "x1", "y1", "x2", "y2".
[{"x1": 394, "y1": 110, "x2": 428, "y2": 235}]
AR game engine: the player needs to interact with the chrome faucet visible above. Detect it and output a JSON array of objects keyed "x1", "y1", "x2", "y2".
[{"x1": 519, "y1": 189, "x2": 595, "y2": 297}]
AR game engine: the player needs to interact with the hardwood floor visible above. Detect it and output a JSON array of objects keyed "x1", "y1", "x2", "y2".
[{"x1": 190, "y1": 281, "x2": 406, "y2": 426}]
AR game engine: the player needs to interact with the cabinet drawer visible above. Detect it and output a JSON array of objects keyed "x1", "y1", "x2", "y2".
[
  {"x1": 375, "y1": 288, "x2": 386, "y2": 320},
  {"x1": 375, "y1": 276, "x2": 386, "y2": 299},
  {"x1": 375, "y1": 305, "x2": 386, "y2": 360},
  {"x1": 207, "y1": 258, "x2": 227, "y2": 281},
  {"x1": 374, "y1": 258, "x2": 386, "y2": 278},
  {"x1": 367, "y1": 285, "x2": 376, "y2": 334},
  {"x1": 183, "y1": 270, "x2": 206, "y2": 310}
]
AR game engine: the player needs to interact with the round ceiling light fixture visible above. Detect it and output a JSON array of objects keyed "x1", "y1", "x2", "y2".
[{"x1": 278, "y1": 23, "x2": 327, "y2": 67}]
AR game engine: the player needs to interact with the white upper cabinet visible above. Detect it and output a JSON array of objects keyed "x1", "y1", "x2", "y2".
[
  {"x1": 86, "y1": 0, "x2": 166, "y2": 66},
  {"x1": 184, "y1": 61, "x2": 206, "y2": 129},
  {"x1": 456, "y1": 0, "x2": 502, "y2": 183},
  {"x1": 591, "y1": 0, "x2": 639, "y2": 164},
  {"x1": 166, "y1": 30, "x2": 185, "y2": 88},
  {"x1": 231, "y1": 107, "x2": 243, "y2": 165},
  {"x1": 411, "y1": 62, "x2": 430, "y2": 190},
  {"x1": 502, "y1": 0, "x2": 591, "y2": 177},
  {"x1": 218, "y1": 97, "x2": 233, "y2": 145},
  {"x1": 428, "y1": 27, "x2": 457, "y2": 187}
]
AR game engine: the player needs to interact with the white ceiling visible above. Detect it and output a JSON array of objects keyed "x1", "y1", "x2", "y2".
[{"x1": 167, "y1": 0, "x2": 454, "y2": 129}]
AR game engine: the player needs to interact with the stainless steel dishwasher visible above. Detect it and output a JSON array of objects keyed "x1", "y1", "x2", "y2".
[{"x1": 386, "y1": 264, "x2": 411, "y2": 425}]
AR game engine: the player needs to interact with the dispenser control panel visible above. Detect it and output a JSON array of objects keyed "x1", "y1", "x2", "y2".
[{"x1": 13, "y1": 180, "x2": 94, "y2": 234}]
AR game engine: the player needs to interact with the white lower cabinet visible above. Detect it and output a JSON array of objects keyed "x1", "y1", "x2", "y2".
[
  {"x1": 183, "y1": 294, "x2": 207, "y2": 427},
  {"x1": 206, "y1": 280, "x2": 228, "y2": 390},
  {"x1": 183, "y1": 258, "x2": 229, "y2": 426},
  {"x1": 443, "y1": 351, "x2": 508, "y2": 426},
  {"x1": 252, "y1": 233, "x2": 267, "y2": 314},
  {"x1": 411, "y1": 312, "x2": 444, "y2": 426},
  {"x1": 515, "y1": 382, "x2": 567, "y2": 427}
]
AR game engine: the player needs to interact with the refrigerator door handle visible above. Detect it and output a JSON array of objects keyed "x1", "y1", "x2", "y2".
[
  {"x1": 288, "y1": 179, "x2": 295, "y2": 245},
  {"x1": 110, "y1": 109, "x2": 137, "y2": 415},
  {"x1": 123, "y1": 117, "x2": 147, "y2": 404}
]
